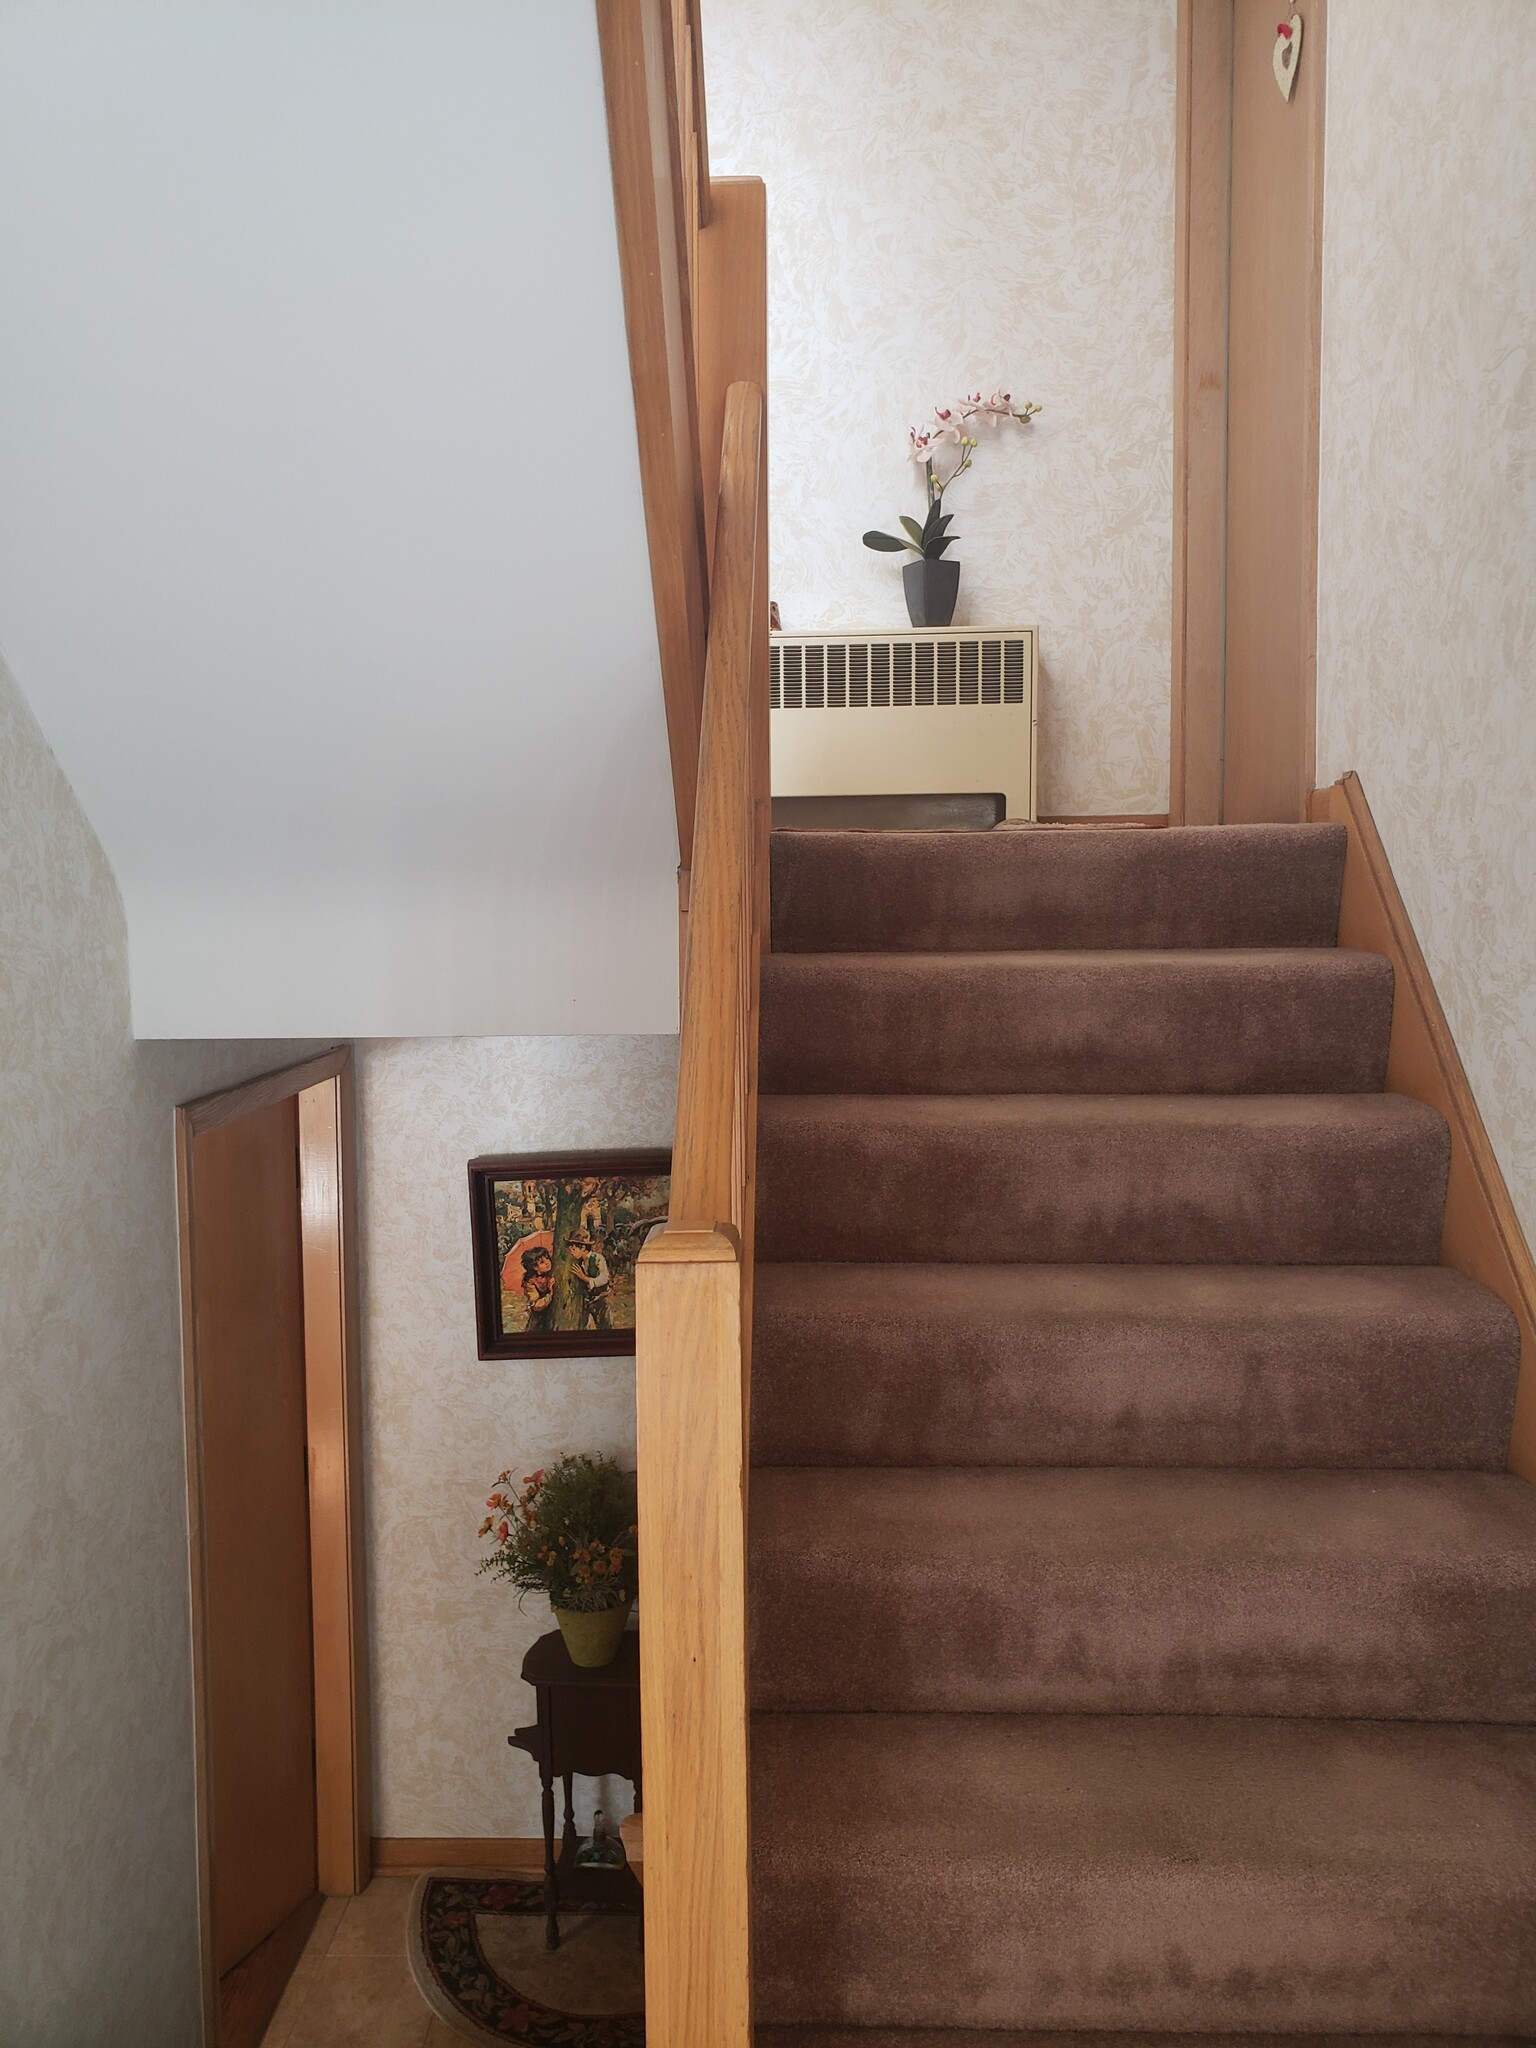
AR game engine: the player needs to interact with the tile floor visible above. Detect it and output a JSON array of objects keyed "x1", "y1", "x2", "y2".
[{"x1": 260, "y1": 1873, "x2": 512, "y2": 2047}]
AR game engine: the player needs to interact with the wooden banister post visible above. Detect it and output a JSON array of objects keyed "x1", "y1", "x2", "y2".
[{"x1": 634, "y1": 1227, "x2": 751, "y2": 2047}]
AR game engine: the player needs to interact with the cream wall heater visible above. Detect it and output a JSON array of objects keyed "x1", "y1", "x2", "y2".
[{"x1": 769, "y1": 626, "x2": 1039, "y2": 821}]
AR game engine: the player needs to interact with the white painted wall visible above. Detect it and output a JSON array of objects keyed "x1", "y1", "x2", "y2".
[
  {"x1": 0, "y1": 1, "x2": 678, "y2": 1039},
  {"x1": 1, "y1": 617, "x2": 674, "y2": 2017},
  {"x1": 0, "y1": 652, "x2": 325, "y2": 2046},
  {"x1": 357, "y1": 1035, "x2": 676, "y2": 1839},
  {"x1": 706, "y1": 0, "x2": 1177, "y2": 815},
  {"x1": 1316, "y1": 0, "x2": 1536, "y2": 1244}
]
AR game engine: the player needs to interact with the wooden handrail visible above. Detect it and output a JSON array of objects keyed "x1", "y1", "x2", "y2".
[
  {"x1": 696, "y1": 178, "x2": 767, "y2": 576},
  {"x1": 670, "y1": 382, "x2": 765, "y2": 1233},
  {"x1": 635, "y1": 378, "x2": 766, "y2": 2048},
  {"x1": 600, "y1": 3, "x2": 763, "y2": 887},
  {"x1": 598, "y1": 0, "x2": 710, "y2": 868}
]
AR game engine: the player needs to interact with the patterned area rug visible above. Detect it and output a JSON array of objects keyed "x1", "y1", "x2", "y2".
[{"x1": 407, "y1": 1875, "x2": 644, "y2": 2046}]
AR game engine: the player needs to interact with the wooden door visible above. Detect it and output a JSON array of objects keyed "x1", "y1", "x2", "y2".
[
  {"x1": 1221, "y1": 0, "x2": 1325, "y2": 820},
  {"x1": 189, "y1": 1095, "x2": 317, "y2": 1974}
]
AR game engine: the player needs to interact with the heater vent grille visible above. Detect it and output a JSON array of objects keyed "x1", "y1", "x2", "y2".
[{"x1": 770, "y1": 629, "x2": 1033, "y2": 711}]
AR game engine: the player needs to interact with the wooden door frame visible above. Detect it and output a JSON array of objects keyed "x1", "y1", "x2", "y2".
[
  {"x1": 175, "y1": 1045, "x2": 370, "y2": 2044},
  {"x1": 1170, "y1": 0, "x2": 1326, "y2": 823}
]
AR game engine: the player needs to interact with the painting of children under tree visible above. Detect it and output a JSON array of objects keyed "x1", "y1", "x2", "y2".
[{"x1": 468, "y1": 1151, "x2": 671, "y2": 1359}]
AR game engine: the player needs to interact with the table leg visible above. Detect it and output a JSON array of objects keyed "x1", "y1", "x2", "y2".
[
  {"x1": 541, "y1": 1771, "x2": 560, "y2": 1951},
  {"x1": 632, "y1": 1774, "x2": 645, "y2": 1954},
  {"x1": 562, "y1": 1774, "x2": 579, "y2": 1863}
]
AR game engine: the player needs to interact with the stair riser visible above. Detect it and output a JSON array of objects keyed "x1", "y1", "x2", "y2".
[
  {"x1": 771, "y1": 823, "x2": 1347, "y2": 953},
  {"x1": 752, "y1": 1716, "x2": 1536, "y2": 2035},
  {"x1": 750, "y1": 1268, "x2": 1520, "y2": 1469},
  {"x1": 760, "y1": 953, "x2": 1393, "y2": 1096},
  {"x1": 756, "y1": 1101, "x2": 1449, "y2": 1266}
]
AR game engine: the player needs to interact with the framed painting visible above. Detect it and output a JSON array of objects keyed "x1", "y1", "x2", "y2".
[{"x1": 467, "y1": 1150, "x2": 672, "y2": 1360}]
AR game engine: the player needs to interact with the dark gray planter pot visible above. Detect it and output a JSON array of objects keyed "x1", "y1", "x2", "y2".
[{"x1": 903, "y1": 557, "x2": 960, "y2": 628}]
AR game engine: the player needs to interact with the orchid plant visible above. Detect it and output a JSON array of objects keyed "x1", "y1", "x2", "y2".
[{"x1": 863, "y1": 387, "x2": 1042, "y2": 560}]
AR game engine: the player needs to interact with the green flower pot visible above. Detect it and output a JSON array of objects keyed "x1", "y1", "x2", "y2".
[{"x1": 552, "y1": 1598, "x2": 633, "y2": 1668}]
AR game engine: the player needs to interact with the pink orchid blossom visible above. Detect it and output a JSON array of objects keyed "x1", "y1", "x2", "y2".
[
  {"x1": 925, "y1": 389, "x2": 1036, "y2": 450},
  {"x1": 871, "y1": 379, "x2": 1043, "y2": 565}
]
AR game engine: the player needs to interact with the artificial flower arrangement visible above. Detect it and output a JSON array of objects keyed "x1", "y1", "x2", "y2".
[
  {"x1": 863, "y1": 386, "x2": 1042, "y2": 625},
  {"x1": 478, "y1": 1452, "x2": 638, "y2": 1667}
]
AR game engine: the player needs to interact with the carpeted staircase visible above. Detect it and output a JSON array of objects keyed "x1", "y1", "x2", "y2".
[{"x1": 747, "y1": 822, "x2": 1536, "y2": 2043}]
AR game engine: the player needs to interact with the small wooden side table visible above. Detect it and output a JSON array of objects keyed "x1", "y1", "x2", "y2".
[{"x1": 508, "y1": 1627, "x2": 643, "y2": 1950}]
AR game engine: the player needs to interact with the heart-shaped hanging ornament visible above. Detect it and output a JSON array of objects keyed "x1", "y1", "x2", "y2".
[{"x1": 1273, "y1": 12, "x2": 1303, "y2": 100}]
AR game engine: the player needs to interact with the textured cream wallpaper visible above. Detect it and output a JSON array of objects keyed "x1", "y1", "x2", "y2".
[
  {"x1": 706, "y1": 0, "x2": 1177, "y2": 813},
  {"x1": 358, "y1": 1035, "x2": 676, "y2": 1839},
  {"x1": 0, "y1": 654, "x2": 323, "y2": 2046},
  {"x1": 1317, "y1": 0, "x2": 1536, "y2": 1245}
]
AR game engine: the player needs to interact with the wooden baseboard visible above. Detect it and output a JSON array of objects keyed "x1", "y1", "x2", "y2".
[
  {"x1": 372, "y1": 1837, "x2": 546, "y2": 1874},
  {"x1": 1310, "y1": 773, "x2": 1536, "y2": 1477}
]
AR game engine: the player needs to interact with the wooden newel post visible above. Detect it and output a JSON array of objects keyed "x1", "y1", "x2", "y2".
[{"x1": 635, "y1": 1229, "x2": 752, "y2": 2047}]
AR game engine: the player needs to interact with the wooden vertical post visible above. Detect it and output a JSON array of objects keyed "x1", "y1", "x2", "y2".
[
  {"x1": 634, "y1": 1235, "x2": 752, "y2": 2047},
  {"x1": 1171, "y1": 0, "x2": 1233, "y2": 825}
]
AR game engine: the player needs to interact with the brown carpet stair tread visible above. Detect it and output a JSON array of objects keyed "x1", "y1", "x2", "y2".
[
  {"x1": 750, "y1": 1713, "x2": 1536, "y2": 2035},
  {"x1": 760, "y1": 948, "x2": 1394, "y2": 1096},
  {"x1": 756, "y1": 1092, "x2": 1450, "y2": 1266},
  {"x1": 771, "y1": 821, "x2": 1348, "y2": 953},
  {"x1": 750, "y1": 1466, "x2": 1536, "y2": 1720},
  {"x1": 750, "y1": 821, "x2": 1528, "y2": 2040},
  {"x1": 751, "y1": 1262, "x2": 1520, "y2": 1469}
]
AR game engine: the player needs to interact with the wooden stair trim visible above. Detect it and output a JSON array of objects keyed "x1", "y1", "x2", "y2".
[{"x1": 1311, "y1": 773, "x2": 1536, "y2": 1475}]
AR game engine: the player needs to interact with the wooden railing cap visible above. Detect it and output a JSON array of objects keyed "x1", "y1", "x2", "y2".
[{"x1": 638, "y1": 1223, "x2": 741, "y2": 1265}]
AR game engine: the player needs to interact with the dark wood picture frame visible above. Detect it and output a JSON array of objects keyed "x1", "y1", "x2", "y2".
[{"x1": 468, "y1": 1149, "x2": 672, "y2": 1360}]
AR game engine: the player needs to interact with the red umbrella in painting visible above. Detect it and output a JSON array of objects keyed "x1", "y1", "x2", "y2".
[{"x1": 501, "y1": 1230, "x2": 552, "y2": 1297}]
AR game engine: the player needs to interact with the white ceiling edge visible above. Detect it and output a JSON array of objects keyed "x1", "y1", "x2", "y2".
[
  {"x1": 125, "y1": 863, "x2": 682, "y2": 1039},
  {"x1": 0, "y1": 1, "x2": 679, "y2": 1039}
]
